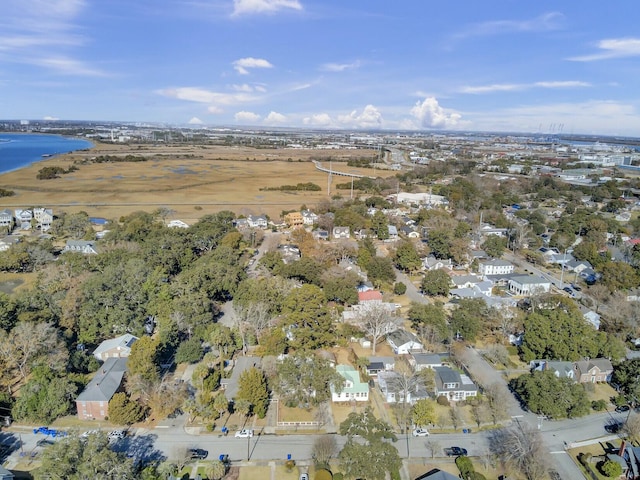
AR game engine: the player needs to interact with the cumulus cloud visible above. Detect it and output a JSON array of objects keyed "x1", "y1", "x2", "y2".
[
  {"x1": 410, "y1": 97, "x2": 461, "y2": 129},
  {"x1": 233, "y1": 57, "x2": 274, "y2": 75},
  {"x1": 208, "y1": 106, "x2": 224, "y2": 114},
  {"x1": 264, "y1": 111, "x2": 287, "y2": 124},
  {"x1": 157, "y1": 87, "x2": 257, "y2": 105},
  {"x1": 337, "y1": 105, "x2": 383, "y2": 128},
  {"x1": 234, "y1": 111, "x2": 261, "y2": 123},
  {"x1": 188, "y1": 117, "x2": 203, "y2": 124},
  {"x1": 569, "y1": 37, "x2": 640, "y2": 62},
  {"x1": 232, "y1": 0, "x2": 302, "y2": 16},
  {"x1": 303, "y1": 113, "x2": 333, "y2": 127}
]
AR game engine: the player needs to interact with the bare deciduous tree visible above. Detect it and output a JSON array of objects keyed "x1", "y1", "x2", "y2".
[
  {"x1": 489, "y1": 422, "x2": 547, "y2": 480},
  {"x1": 449, "y1": 406, "x2": 462, "y2": 431},
  {"x1": 354, "y1": 304, "x2": 402, "y2": 355},
  {"x1": 312, "y1": 434, "x2": 337, "y2": 468},
  {"x1": 483, "y1": 383, "x2": 510, "y2": 426},
  {"x1": 425, "y1": 439, "x2": 441, "y2": 459}
]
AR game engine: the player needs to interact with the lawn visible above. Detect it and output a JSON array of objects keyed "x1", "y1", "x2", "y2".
[
  {"x1": 278, "y1": 404, "x2": 317, "y2": 423},
  {"x1": 238, "y1": 464, "x2": 300, "y2": 480}
]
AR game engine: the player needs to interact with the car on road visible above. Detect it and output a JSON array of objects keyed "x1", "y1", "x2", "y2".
[
  {"x1": 188, "y1": 448, "x2": 208, "y2": 460},
  {"x1": 299, "y1": 474, "x2": 309, "y2": 480},
  {"x1": 570, "y1": 283, "x2": 582, "y2": 291},
  {"x1": 562, "y1": 286, "x2": 573, "y2": 294},
  {"x1": 412, "y1": 428, "x2": 430, "y2": 437},
  {"x1": 235, "y1": 429, "x2": 254, "y2": 438},
  {"x1": 444, "y1": 446, "x2": 467, "y2": 456},
  {"x1": 615, "y1": 405, "x2": 630, "y2": 413},
  {"x1": 605, "y1": 422, "x2": 623, "y2": 434},
  {"x1": 108, "y1": 430, "x2": 125, "y2": 441}
]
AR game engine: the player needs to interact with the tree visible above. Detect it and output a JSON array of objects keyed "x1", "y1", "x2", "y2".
[
  {"x1": 338, "y1": 407, "x2": 400, "y2": 480},
  {"x1": 421, "y1": 270, "x2": 451, "y2": 297},
  {"x1": 127, "y1": 336, "x2": 160, "y2": 383},
  {"x1": 213, "y1": 393, "x2": 229, "y2": 420},
  {"x1": 489, "y1": 422, "x2": 546, "y2": 480},
  {"x1": 366, "y1": 256, "x2": 396, "y2": 287},
  {"x1": 35, "y1": 431, "x2": 137, "y2": 480},
  {"x1": 12, "y1": 367, "x2": 77, "y2": 423},
  {"x1": 282, "y1": 284, "x2": 334, "y2": 350},
  {"x1": 175, "y1": 338, "x2": 204, "y2": 364},
  {"x1": 108, "y1": 392, "x2": 146, "y2": 425},
  {"x1": 275, "y1": 355, "x2": 344, "y2": 407},
  {"x1": 482, "y1": 235, "x2": 507, "y2": 258},
  {"x1": 483, "y1": 383, "x2": 510, "y2": 425},
  {"x1": 601, "y1": 459, "x2": 623, "y2": 478},
  {"x1": 411, "y1": 398, "x2": 436, "y2": 427},
  {"x1": 449, "y1": 298, "x2": 490, "y2": 342},
  {"x1": 371, "y1": 211, "x2": 390, "y2": 240},
  {"x1": 394, "y1": 240, "x2": 422, "y2": 273},
  {"x1": 354, "y1": 303, "x2": 402, "y2": 355},
  {"x1": 205, "y1": 460, "x2": 227, "y2": 480},
  {"x1": 408, "y1": 302, "x2": 449, "y2": 344},
  {"x1": 312, "y1": 434, "x2": 337, "y2": 469},
  {"x1": 601, "y1": 260, "x2": 640, "y2": 291},
  {"x1": 236, "y1": 367, "x2": 269, "y2": 418}
]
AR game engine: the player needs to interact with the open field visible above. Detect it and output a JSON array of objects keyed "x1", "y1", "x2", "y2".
[{"x1": 0, "y1": 142, "x2": 392, "y2": 221}]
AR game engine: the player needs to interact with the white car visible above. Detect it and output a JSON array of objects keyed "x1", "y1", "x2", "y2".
[
  {"x1": 412, "y1": 428, "x2": 430, "y2": 437},
  {"x1": 234, "y1": 429, "x2": 254, "y2": 438},
  {"x1": 108, "y1": 430, "x2": 125, "y2": 441}
]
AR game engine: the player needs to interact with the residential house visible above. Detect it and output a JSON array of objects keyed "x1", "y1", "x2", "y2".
[
  {"x1": 409, "y1": 353, "x2": 445, "y2": 372},
  {"x1": 64, "y1": 239, "x2": 99, "y2": 255},
  {"x1": 433, "y1": 366, "x2": 478, "y2": 401},
  {"x1": 278, "y1": 244, "x2": 301, "y2": 263},
  {"x1": 0, "y1": 209, "x2": 13, "y2": 230},
  {"x1": 33, "y1": 207, "x2": 53, "y2": 231},
  {"x1": 221, "y1": 356, "x2": 262, "y2": 401},
  {"x1": 0, "y1": 236, "x2": 20, "y2": 252},
  {"x1": 358, "y1": 290, "x2": 383, "y2": 304},
  {"x1": 75, "y1": 357, "x2": 128, "y2": 420},
  {"x1": 451, "y1": 274, "x2": 482, "y2": 289},
  {"x1": 366, "y1": 356, "x2": 395, "y2": 377},
  {"x1": 301, "y1": 209, "x2": 318, "y2": 226},
  {"x1": 92, "y1": 334, "x2": 138, "y2": 361},
  {"x1": 333, "y1": 226, "x2": 350, "y2": 239},
  {"x1": 167, "y1": 220, "x2": 189, "y2": 228},
  {"x1": 580, "y1": 305, "x2": 601, "y2": 330},
  {"x1": 284, "y1": 211, "x2": 304, "y2": 228},
  {"x1": 508, "y1": 275, "x2": 551, "y2": 296},
  {"x1": 565, "y1": 258, "x2": 593, "y2": 274},
  {"x1": 331, "y1": 365, "x2": 369, "y2": 403},
  {"x1": 574, "y1": 358, "x2": 613, "y2": 383},
  {"x1": 479, "y1": 258, "x2": 514, "y2": 276},
  {"x1": 233, "y1": 218, "x2": 249, "y2": 229},
  {"x1": 14, "y1": 209, "x2": 33, "y2": 230},
  {"x1": 387, "y1": 225, "x2": 398, "y2": 240},
  {"x1": 422, "y1": 255, "x2": 452, "y2": 271},
  {"x1": 246, "y1": 215, "x2": 268, "y2": 229},
  {"x1": 479, "y1": 224, "x2": 508, "y2": 237},
  {"x1": 387, "y1": 329, "x2": 423, "y2": 355},
  {"x1": 399, "y1": 226, "x2": 420, "y2": 238},
  {"x1": 312, "y1": 229, "x2": 329, "y2": 241},
  {"x1": 377, "y1": 370, "x2": 429, "y2": 404},
  {"x1": 415, "y1": 469, "x2": 459, "y2": 480},
  {"x1": 615, "y1": 440, "x2": 640, "y2": 480},
  {"x1": 530, "y1": 360, "x2": 575, "y2": 381}
]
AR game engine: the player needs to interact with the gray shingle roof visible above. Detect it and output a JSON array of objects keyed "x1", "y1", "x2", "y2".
[{"x1": 76, "y1": 357, "x2": 127, "y2": 402}]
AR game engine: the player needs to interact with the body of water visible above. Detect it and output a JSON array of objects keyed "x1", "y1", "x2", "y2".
[{"x1": 0, "y1": 133, "x2": 94, "y2": 175}]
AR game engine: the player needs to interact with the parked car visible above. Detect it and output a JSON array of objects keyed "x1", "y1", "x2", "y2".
[
  {"x1": 299, "y1": 474, "x2": 309, "y2": 480},
  {"x1": 444, "y1": 446, "x2": 467, "y2": 456},
  {"x1": 188, "y1": 448, "x2": 208, "y2": 460},
  {"x1": 412, "y1": 428, "x2": 430, "y2": 437},
  {"x1": 615, "y1": 405, "x2": 630, "y2": 413},
  {"x1": 605, "y1": 422, "x2": 623, "y2": 434},
  {"x1": 235, "y1": 429, "x2": 253, "y2": 438},
  {"x1": 108, "y1": 430, "x2": 125, "y2": 441}
]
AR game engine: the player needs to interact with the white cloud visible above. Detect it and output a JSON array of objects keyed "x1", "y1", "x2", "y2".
[
  {"x1": 208, "y1": 106, "x2": 224, "y2": 114},
  {"x1": 337, "y1": 105, "x2": 383, "y2": 129},
  {"x1": 188, "y1": 117, "x2": 203, "y2": 124},
  {"x1": 234, "y1": 111, "x2": 261, "y2": 123},
  {"x1": 320, "y1": 61, "x2": 361, "y2": 72},
  {"x1": 569, "y1": 38, "x2": 640, "y2": 62},
  {"x1": 30, "y1": 56, "x2": 107, "y2": 76},
  {"x1": 233, "y1": 57, "x2": 274, "y2": 75},
  {"x1": 232, "y1": 83, "x2": 268, "y2": 93},
  {"x1": 460, "y1": 80, "x2": 590, "y2": 94},
  {"x1": 264, "y1": 111, "x2": 287, "y2": 124},
  {"x1": 303, "y1": 113, "x2": 333, "y2": 127},
  {"x1": 43, "y1": 115, "x2": 59, "y2": 120},
  {"x1": 157, "y1": 87, "x2": 257, "y2": 105},
  {"x1": 454, "y1": 12, "x2": 563, "y2": 40},
  {"x1": 232, "y1": 0, "x2": 302, "y2": 16},
  {"x1": 410, "y1": 97, "x2": 461, "y2": 129}
]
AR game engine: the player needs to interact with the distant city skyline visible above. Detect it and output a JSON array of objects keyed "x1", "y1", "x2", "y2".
[{"x1": 3, "y1": 1, "x2": 640, "y2": 136}]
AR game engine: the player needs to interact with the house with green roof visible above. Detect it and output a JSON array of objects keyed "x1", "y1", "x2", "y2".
[{"x1": 331, "y1": 365, "x2": 369, "y2": 403}]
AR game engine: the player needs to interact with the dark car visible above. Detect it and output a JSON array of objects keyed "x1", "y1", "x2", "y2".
[
  {"x1": 616, "y1": 405, "x2": 630, "y2": 413},
  {"x1": 445, "y1": 446, "x2": 468, "y2": 456},
  {"x1": 562, "y1": 286, "x2": 573, "y2": 294},
  {"x1": 605, "y1": 422, "x2": 623, "y2": 433},
  {"x1": 570, "y1": 284, "x2": 582, "y2": 291},
  {"x1": 188, "y1": 448, "x2": 208, "y2": 460}
]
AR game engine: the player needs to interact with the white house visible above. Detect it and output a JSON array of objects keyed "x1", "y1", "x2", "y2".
[
  {"x1": 423, "y1": 255, "x2": 453, "y2": 271},
  {"x1": 247, "y1": 215, "x2": 268, "y2": 229},
  {"x1": 410, "y1": 353, "x2": 445, "y2": 371},
  {"x1": 92, "y1": 334, "x2": 138, "y2": 361},
  {"x1": 433, "y1": 366, "x2": 478, "y2": 401},
  {"x1": 333, "y1": 226, "x2": 350, "y2": 239},
  {"x1": 479, "y1": 258, "x2": 514, "y2": 276},
  {"x1": 331, "y1": 365, "x2": 369, "y2": 403},
  {"x1": 301, "y1": 209, "x2": 318, "y2": 225},
  {"x1": 508, "y1": 275, "x2": 551, "y2": 296},
  {"x1": 387, "y1": 330, "x2": 423, "y2": 355},
  {"x1": 33, "y1": 207, "x2": 53, "y2": 231},
  {"x1": 64, "y1": 240, "x2": 99, "y2": 255},
  {"x1": 377, "y1": 370, "x2": 430, "y2": 404},
  {"x1": 14, "y1": 209, "x2": 33, "y2": 230}
]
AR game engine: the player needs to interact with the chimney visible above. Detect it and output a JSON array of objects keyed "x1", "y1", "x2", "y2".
[{"x1": 619, "y1": 440, "x2": 626, "y2": 457}]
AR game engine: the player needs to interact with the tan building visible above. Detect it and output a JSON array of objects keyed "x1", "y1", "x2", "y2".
[{"x1": 284, "y1": 212, "x2": 304, "y2": 228}]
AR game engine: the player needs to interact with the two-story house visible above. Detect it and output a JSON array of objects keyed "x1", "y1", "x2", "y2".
[
  {"x1": 331, "y1": 365, "x2": 369, "y2": 403},
  {"x1": 33, "y1": 207, "x2": 53, "y2": 231},
  {"x1": 284, "y1": 212, "x2": 304, "y2": 228},
  {"x1": 246, "y1": 215, "x2": 268, "y2": 229},
  {"x1": 0, "y1": 209, "x2": 14, "y2": 230},
  {"x1": 478, "y1": 258, "x2": 514, "y2": 276},
  {"x1": 433, "y1": 366, "x2": 478, "y2": 401},
  {"x1": 14, "y1": 209, "x2": 33, "y2": 230},
  {"x1": 574, "y1": 358, "x2": 613, "y2": 383}
]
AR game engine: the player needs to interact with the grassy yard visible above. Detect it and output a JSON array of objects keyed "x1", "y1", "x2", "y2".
[{"x1": 278, "y1": 404, "x2": 316, "y2": 423}]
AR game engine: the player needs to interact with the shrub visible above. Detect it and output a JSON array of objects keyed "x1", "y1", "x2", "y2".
[
  {"x1": 285, "y1": 459, "x2": 296, "y2": 471},
  {"x1": 390, "y1": 469, "x2": 401, "y2": 480},
  {"x1": 332, "y1": 474, "x2": 344, "y2": 480},
  {"x1": 393, "y1": 282, "x2": 406, "y2": 295},
  {"x1": 592, "y1": 399, "x2": 607, "y2": 411},
  {"x1": 314, "y1": 469, "x2": 332, "y2": 480},
  {"x1": 436, "y1": 395, "x2": 450, "y2": 406},
  {"x1": 600, "y1": 459, "x2": 623, "y2": 478},
  {"x1": 456, "y1": 455, "x2": 474, "y2": 479}
]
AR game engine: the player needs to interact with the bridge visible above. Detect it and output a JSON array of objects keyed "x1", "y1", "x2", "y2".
[{"x1": 312, "y1": 160, "x2": 377, "y2": 179}]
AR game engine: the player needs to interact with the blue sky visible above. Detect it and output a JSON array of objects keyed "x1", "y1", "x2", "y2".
[{"x1": 3, "y1": 1, "x2": 640, "y2": 136}]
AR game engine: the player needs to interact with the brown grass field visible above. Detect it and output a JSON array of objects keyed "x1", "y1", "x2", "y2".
[{"x1": 0, "y1": 142, "x2": 395, "y2": 222}]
